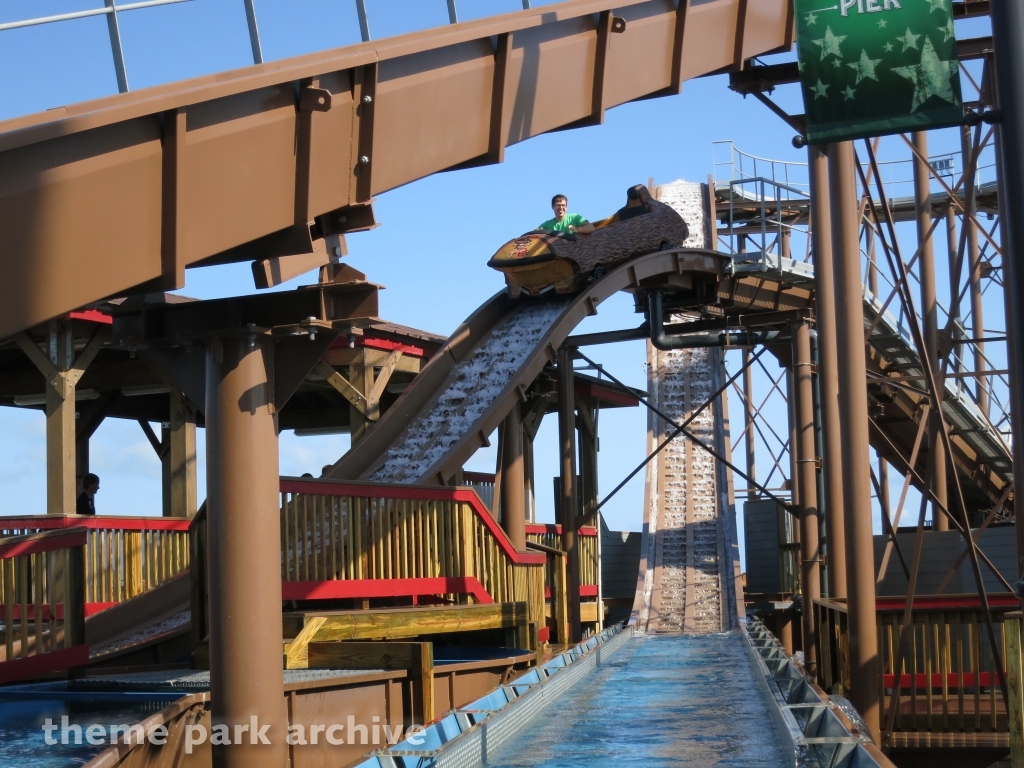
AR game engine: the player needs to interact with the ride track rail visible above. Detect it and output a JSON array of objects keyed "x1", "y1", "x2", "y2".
[{"x1": 326, "y1": 247, "x2": 729, "y2": 486}]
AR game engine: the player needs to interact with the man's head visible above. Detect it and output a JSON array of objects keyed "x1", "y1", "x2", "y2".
[
  {"x1": 83, "y1": 473, "x2": 100, "y2": 496},
  {"x1": 551, "y1": 194, "x2": 568, "y2": 220}
]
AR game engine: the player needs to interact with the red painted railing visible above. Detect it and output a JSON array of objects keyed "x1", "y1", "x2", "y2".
[
  {"x1": 1, "y1": 515, "x2": 190, "y2": 609},
  {"x1": 0, "y1": 527, "x2": 89, "y2": 684}
]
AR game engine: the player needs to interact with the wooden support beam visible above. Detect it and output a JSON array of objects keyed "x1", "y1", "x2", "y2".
[
  {"x1": 350, "y1": 352, "x2": 376, "y2": 444},
  {"x1": 285, "y1": 603, "x2": 528, "y2": 668},
  {"x1": 138, "y1": 419, "x2": 166, "y2": 459},
  {"x1": 314, "y1": 360, "x2": 367, "y2": 413},
  {"x1": 367, "y1": 350, "x2": 402, "y2": 405},
  {"x1": 18, "y1": 323, "x2": 110, "y2": 513}
]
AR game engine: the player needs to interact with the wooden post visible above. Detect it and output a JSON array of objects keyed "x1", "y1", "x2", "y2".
[
  {"x1": 413, "y1": 641, "x2": 435, "y2": 725},
  {"x1": 46, "y1": 320, "x2": 76, "y2": 515},
  {"x1": 1007, "y1": 613, "x2": 1024, "y2": 768},
  {"x1": 65, "y1": 544, "x2": 86, "y2": 649},
  {"x1": 168, "y1": 391, "x2": 198, "y2": 517},
  {"x1": 552, "y1": 552, "x2": 570, "y2": 646},
  {"x1": 348, "y1": 350, "x2": 376, "y2": 445}
]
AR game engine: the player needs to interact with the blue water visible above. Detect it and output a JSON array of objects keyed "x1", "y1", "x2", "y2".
[
  {"x1": 488, "y1": 633, "x2": 788, "y2": 767},
  {"x1": 0, "y1": 696, "x2": 171, "y2": 767}
]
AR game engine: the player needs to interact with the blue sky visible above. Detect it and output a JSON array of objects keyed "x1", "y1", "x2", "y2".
[{"x1": 0, "y1": 3, "x2": 1001, "y2": 566}]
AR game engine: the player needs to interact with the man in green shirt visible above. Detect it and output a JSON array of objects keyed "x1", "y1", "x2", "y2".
[{"x1": 537, "y1": 194, "x2": 595, "y2": 234}]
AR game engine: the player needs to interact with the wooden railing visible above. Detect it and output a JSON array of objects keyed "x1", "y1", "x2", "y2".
[
  {"x1": 814, "y1": 595, "x2": 1020, "y2": 743},
  {"x1": 0, "y1": 527, "x2": 88, "y2": 683},
  {"x1": 462, "y1": 471, "x2": 495, "y2": 512},
  {"x1": 526, "y1": 523, "x2": 599, "y2": 595},
  {"x1": 190, "y1": 478, "x2": 549, "y2": 640},
  {"x1": 0, "y1": 516, "x2": 190, "y2": 610}
]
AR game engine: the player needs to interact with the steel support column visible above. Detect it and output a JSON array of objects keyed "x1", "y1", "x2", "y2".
[
  {"x1": 809, "y1": 145, "x2": 847, "y2": 598},
  {"x1": 205, "y1": 336, "x2": 288, "y2": 767},
  {"x1": 962, "y1": 125, "x2": 988, "y2": 417},
  {"x1": 499, "y1": 404, "x2": 527, "y2": 551},
  {"x1": 991, "y1": 1, "x2": 1024, "y2": 574},
  {"x1": 793, "y1": 319, "x2": 820, "y2": 677},
  {"x1": 828, "y1": 140, "x2": 880, "y2": 741},
  {"x1": 557, "y1": 346, "x2": 582, "y2": 643},
  {"x1": 913, "y1": 131, "x2": 949, "y2": 531},
  {"x1": 742, "y1": 348, "x2": 757, "y2": 501}
]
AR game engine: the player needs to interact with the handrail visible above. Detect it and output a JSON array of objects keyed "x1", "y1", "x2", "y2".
[
  {"x1": 1, "y1": 516, "x2": 191, "y2": 606},
  {"x1": 525, "y1": 523, "x2": 597, "y2": 537},
  {"x1": 0, "y1": 515, "x2": 191, "y2": 532},
  {"x1": 813, "y1": 594, "x2": 1020, "y2": 612},
  {"x1": 0, "y1": 527, "x2": 88, "y2": 559},
  {"x1": 280, "y1": 477, "x2": 546, "y2": 566}
]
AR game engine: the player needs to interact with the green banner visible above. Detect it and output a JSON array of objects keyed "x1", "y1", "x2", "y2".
[{"x1": 795, "y1": 0, "x2": 963, "y2": 143}]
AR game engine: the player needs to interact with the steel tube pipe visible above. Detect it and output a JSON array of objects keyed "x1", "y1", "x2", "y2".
[
  {"x1": 793, "y1": 320, "x2": 820, "y2": 677},
  {"x1": 205, "y1": 336, "x2": 288, "y2": 767},
  {"x1": 912, "y1": 131, "x2": 949, "y2": 531},
  {"x1": 828, "y1": 140, "x2": 880, "y2": 742},
  {"x1": 808, "y1": 144, "x2": 847, "y2": 599},
  {"x1": 500, "y1": 404, "x2": 527, "y2": 551},
  {"x1": 557, "y1": 345, "x2": 582, "y2": 643}
]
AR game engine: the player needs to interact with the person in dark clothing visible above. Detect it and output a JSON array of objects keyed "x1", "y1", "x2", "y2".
[{"x1": 76, "y1": 473, "x2": 99, "y2": 515}]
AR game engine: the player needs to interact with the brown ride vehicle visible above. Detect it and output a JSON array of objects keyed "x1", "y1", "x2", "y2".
[{"x1": 487, "y1": 184, "x2": 689, "y2": 297}]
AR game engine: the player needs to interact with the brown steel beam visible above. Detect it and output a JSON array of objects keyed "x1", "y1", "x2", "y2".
[
  {"x1": 828, "y1": 140, "x2": 880, "y2": 742},
  {"x1": 0, "y1": 0, "x2": 791, "y2": 341}
]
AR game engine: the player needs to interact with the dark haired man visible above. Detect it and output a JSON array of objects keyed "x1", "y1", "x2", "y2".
[
  {"x1": 538, "y1": 194, "x2": 595, "y2": 234},
  {"x1": 77, "y1": 473, "x2": 99, "y2": 515}
]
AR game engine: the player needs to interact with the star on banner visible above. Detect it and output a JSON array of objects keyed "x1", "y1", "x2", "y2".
[
  {"x1": 892, "y1": 37, "x2": 958, "y2": 111},
  {"x1": 843, "y1": 86, "x2": 857, "y2": 100},
  {"x1": 811, "y1": 27, "x2": 847, "y2": 60},
  {"x1": 884, "y1": 42, "x2": 894, "y2": 52},
  {"x1": 940, "y1": 17, "x2": 955, "y2": 42},
  {"x1": 805, "y1": 11, "x2": 818, "y2": 25},
  {"x1": 811, "y1": 79, "x2": 830, "y2": 99},
  {"x1": 897, "y1": 28, "x2": 922, "y2": 52},
  {"x1": 925, "y1": 0, "x2": 947, "y2": 11},
  {"x1": 877, "y1": 18, "x2": 887, "y2": 29},
  {"x1": 848, "y1": 49, "x2": 882, "y2": 84}
]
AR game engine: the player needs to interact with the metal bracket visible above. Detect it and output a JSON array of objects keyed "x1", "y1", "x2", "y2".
[
  {"x1": 300, "y1": 86, "x2": 332, "y2": 112},
  {"x1": 313, "y1": 202, "x2": 379, "y2": 238},
  {"x1": 611, "y1": 16, "x2": 626, "y2": 32}
]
